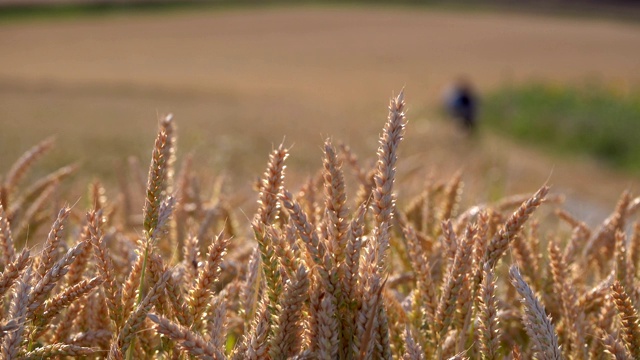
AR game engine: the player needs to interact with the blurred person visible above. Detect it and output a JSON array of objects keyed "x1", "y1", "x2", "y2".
[{"x1": 445, "y1": 78, "x2": 478, "y2": 133}]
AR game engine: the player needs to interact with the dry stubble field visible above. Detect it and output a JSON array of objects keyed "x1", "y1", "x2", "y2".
[{"x1": 1, "y1": 6, "x2": 640, "y2": 209}]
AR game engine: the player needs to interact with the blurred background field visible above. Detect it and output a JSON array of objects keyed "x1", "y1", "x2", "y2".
[
  {"x1": 483, "y1": 83, "x2": 640, "y2": 171},
  {"x1": 1, "y1": 1, "x2": 639, "y2": 220}
]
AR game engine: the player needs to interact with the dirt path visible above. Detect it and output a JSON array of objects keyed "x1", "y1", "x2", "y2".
[{"x1": 1, "y1": 7, "x2": 639, "y2": 210}]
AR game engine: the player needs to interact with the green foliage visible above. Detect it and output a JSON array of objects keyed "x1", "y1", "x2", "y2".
[{"x1": 483, "y1": 82, "x2": 640, "y2": 172}]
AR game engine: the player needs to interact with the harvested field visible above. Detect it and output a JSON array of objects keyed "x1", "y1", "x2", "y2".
[{"x1": 1, "y1": 6, "x2": 639, "y2": 207}]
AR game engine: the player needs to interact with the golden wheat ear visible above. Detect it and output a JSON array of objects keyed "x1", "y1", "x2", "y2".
[
  {"x1": 484, "y1": 186, "x2": 548, "y2": 269},
  {"x1": 28, "y1": 239, "x2": 90, "y2": 321},
  {"x1": 611, "y1": 281, "x2": 640, "y2": 359},
  {"x1": 370, "y1": 90, "x2": 407, "y2": 268},
  {"x1": 1, "y1": 267, "x2": 32, "y2": 360},
  {"x1": 255, "y1": 143, "x2": 288, "y2": 227},
  {"x1": 548, "y1": 240, "x2": 587, "y2": 359},
  {"x1": 3, "y1": 137, "x2": 56, "y2": 194},
  {"x1": 187, "y1": 232, "x2": 230, "y2": 331},
  {"x1": 0, "y1": 204, "x2": 18, "y2": 271},
  {"x1": 13, "y1": 180, "x2": 59, "y2": 242},
  {"x1": 9, "y1": 164, "x2": 78, "y2": 222},
  {"x1": 402, "y1": 325, "x2": 426, "y2": 360},
  {"x1": 116, "y1": 270, "x2": 171, "y2": 356},
  {"x1": 321, "y1": 138, "x2": 349, "y2": 274},
  {"x1": 0, "y1": 249, "x2": 30, "y2": 301},
  {"x1": 148, "y1": 313, "x2": 225, "y2": 359},
  {"x1": 87, "y1": 210, "x2": 122, "y2": 329},
  {"x1": 439, "y1": 170, "x2": 463, "y2": 225},
  {"x1": 477, "y1": 263, "x2": 500, "y2": 360},
  {"x1": 509, "y1": 265, "x2": 563, "y2": 360},
  {"x1": 268, "y1": 265, "x2": 309, "y2": 359},
  {"x1": 143, "y1": 117, "x2": 172, "y2": 237},
  {"x1": 433, "y1": 221, "x2": 474, "y2": 345},
  {"x1": 584, "y1": 191, "x2": 631, "y2": 267},
  {"x1": 599, "y1": 329, "x2": 631, "y2": 360}
]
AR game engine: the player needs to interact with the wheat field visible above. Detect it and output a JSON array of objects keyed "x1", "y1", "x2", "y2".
[
  {"x1": 2, "y1": 7, "x2": 640, "y2": 209},
  {"x1": 0, "y1": 90, "x2": 639, "y2": 359}
]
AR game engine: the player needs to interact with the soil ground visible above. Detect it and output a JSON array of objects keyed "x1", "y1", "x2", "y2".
[{"x1": 1, "y1": 6, "x2": 639, "y2": 215}]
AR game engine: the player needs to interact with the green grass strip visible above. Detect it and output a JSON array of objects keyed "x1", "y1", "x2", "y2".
[{"x1": 483, "y1": 82, "x2": 640, "y2": 172}]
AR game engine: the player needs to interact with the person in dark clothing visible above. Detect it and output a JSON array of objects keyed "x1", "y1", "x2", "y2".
[{"x1": 445, "y1": 79, "x2": 478, "y2": 132}]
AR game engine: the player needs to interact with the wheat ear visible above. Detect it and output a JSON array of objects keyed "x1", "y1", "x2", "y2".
[
  {"x1": 439, "y1": 170, "x2": 463, "y2": 224},
  {"x1": 240, "y1": 247, "x2": 261, "y2": 325},
  {"x1": 316, "y1": 292, "x2": 340, "y2": 360},
  {"x1": 245, "y1": 300, "x2": 271, "y2": 360},
  {"x1": 35, "y1": 206, "x2": 71, "y2": 279},
  {"x1": 371, "y1": 90, "x2": 407, "y2": 267},
  {"x1": 40, "y1": 275, "x2": 103, "y2": 326},
  {"x1": 1, "y1": 268, "x2": 31, "y2": 360},
  {"x1": 611, "y1": 281, "x2": 640, "y2": 359},
  {"x1": 120, "y1": 249, "x2": 145, "y2": 323},
  {"x1": 187, "y1": 232, "x2": 229, "y2": 330},
  {"x1": 322, "y1": 139, "x2": 349, "y2": 266},
  {"x1": 148, "y1": 313, "x2": 223, "y2": 360},
  {"x1": 11, "y1": 164, "x2": 78, "y2": 222},
  {"x1": 14, "y1": 180, "x2": 58, "y2": 240},
  {"x1": 280, "y1": 190, "x2": 333, "y2": 290},
  {"x1": 434, "y1": 221, "x2": 474, "y2": 341},
  {"x1": 3, "y1": 137, "x2": 55, "y2": 193},
  {"x1": 0, "y1": 204, "x2": 16, "y2": 267},
  {"x1": 118, "y1": 269, "x2": 171, "y2": 355},
  {"x1": 0, "y1": 249, "x2": 30, "y2": 298},
  {"x1": 88, "y1": 210, "x2": 122, "y2": 329},
  {"x1": 477, "y1": 263, "x2": 500, "y2": 360},
  {"x1": 164, "y1": 265, "x2": 192, "y2": 326},
  {"x1": 256, "y1": 143, "x2": 288, "y2": 226},
  {"x1": 509, "y1": 266, "x2": 562, "y2": 360},
  {"x1": 22, "y1": 344, "x2": 97, "y2": 359},
  {"x1": 403, "y1": 325, "x2": 426, "y2": 360},
  {"x1": 548, "y1": 241, "x2": 586, "y2": 359},
  {"x1": 599, "y1": 330, "x2": 631, "y2": 360},
  {"x1": 28, "y1": 239, "x2": 88, "y2": 318},
  {"x1": 65, "y1": 214, "x2": 95, "y2": 287},
  {"x1": 485, "y1": 186, "x2": 548, "y2": 269},
  {"x1": 143, "y1": 116, "x2": 172, "y2": 236}
]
